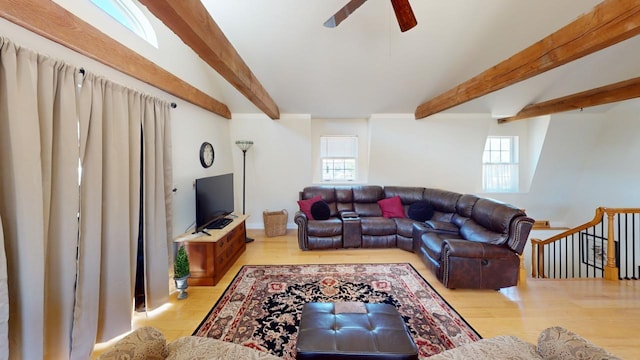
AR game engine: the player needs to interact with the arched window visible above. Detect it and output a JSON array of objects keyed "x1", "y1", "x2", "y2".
[{"x1": 90, "y1": 0, "x2": 158, "y2": 48}]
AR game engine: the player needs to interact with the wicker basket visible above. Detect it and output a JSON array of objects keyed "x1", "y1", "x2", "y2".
[{"x1": 263, "y1": 209, "x2": 288, "y2": 237}]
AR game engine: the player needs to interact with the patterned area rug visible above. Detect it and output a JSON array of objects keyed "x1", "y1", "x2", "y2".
[{"x1": 193, "y1": 263, "x2": 481, "y2": 359}]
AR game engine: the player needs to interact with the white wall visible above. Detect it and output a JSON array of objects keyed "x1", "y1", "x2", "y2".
[
  {"x1": 492, "y1": 112, "x2": 605, "y2": 225},
  {"x1": 170, "y1": 105, "x2": 234, "y2": 235},
  {"x1": 563, "y1": 101, "x2": 640, "y2": 226},
  {"x1": 367, "y1": 114, "x2": 491, "y2": 191},
  {"x1": 229, "y1": 114, "x2": 312, "y2": 230}
]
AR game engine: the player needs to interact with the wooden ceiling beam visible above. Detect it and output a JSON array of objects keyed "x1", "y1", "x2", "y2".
[
  {"x1": 139, "y1": 0, "x2": 280, "y2": 120},
  {"x1": 0, "y1": 0, "x2": 231, "y2": 119},
  {"x1": 415, "y1": 0, "x2": 640, "y2": 119},
  {"x1": 498, "y1": 77, "x2": 640, "y2": 123}
]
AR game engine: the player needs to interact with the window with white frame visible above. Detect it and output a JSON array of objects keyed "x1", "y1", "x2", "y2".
[
  {"x1": 482, "y1": 136, "x2": 519, "y2": 192},
  {"x1": 90, "y1": 0, "x2": 158, "y2": 47},
  {"x1": 320, "y1": 136, "x2": 358, "y2": 182}
]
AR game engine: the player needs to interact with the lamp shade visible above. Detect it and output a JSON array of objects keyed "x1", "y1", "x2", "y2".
[{"x1": 235, "y1": 140, "x2": 253, "y2": 151}]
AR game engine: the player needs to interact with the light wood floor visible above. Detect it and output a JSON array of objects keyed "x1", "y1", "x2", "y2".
[{"x1": 93, "y1": 230, "x2": 640, "y2": 359}]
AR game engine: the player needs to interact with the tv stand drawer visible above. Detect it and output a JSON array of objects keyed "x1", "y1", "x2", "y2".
[{"x1": 175, "y1": 215, "x2": 247, "y2": 287}]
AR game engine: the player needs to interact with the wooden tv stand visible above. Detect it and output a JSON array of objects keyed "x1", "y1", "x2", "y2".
[{"x1": 174, "y1": 214, "x2": 247, "y2": 286}]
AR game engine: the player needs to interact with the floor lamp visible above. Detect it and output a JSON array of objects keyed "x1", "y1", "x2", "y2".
[{"x1": 235, "y1": 140, "x2": 254, "y2": 243}]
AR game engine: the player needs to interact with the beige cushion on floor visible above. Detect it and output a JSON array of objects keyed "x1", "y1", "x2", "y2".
[
  {"x1": 537, "y1": 326, "x2": 622, "y2": 360},
  {"x1": 96, "y1": 326, "x2": 167, "y2": 360},
  {"x1": 166, "y1": 336, "x2": 281, "y2": 360},
  {"x1": 426, "y1": 335, "x2": 542, "y2": 360}
]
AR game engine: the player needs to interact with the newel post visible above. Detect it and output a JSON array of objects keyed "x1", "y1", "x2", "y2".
[
  {"x1": 604, "y1": 210, "x2": 619, "y2": 281},
  {"x1": 518, "y1": 253, "x2": 527, "y2": 286}
]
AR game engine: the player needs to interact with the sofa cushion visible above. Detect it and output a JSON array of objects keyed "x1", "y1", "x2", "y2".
[
  {"x1": 298, "y1": 195, "x2": 322, "y2": 219},
  {"x1": 537, "y1": 326, "x2": 622, "y2": 360},
  {"x1": 378, "y1": 196, "x2": 406, "y2": 218},
  {"x1": 421, "y1": 232, "x2": 446, "y2": 260},
  {"x1": 383, "y1": 186, "x2": 424, "y2": 204},
  {"x1": 97, "y1": 326, "x2": 167, "y2": 360},
  {"x1": 335, "y1": 186, "x2": 354, "y2": 213},
  {"x1": 361, "y1": 217, "x2": 397, "y2": 235},
  {"x1": 407, "y1": 200, "x2": 434, "y2": 222},
  {"x1": 425, "y1": 220, "x2": 459, "y2": 235},
  {"x1": 307, "y1": 218, "x2": 342, "y2": 237},
  {"x1": 353, "y1": 186, "x2": 384, "y2": 217},
  {"x1": 301, "y1": 187, "x2": 339, "y2": 216},
  {"x1": 456, "y1": 194, "x2": 479, "y2": 218},
  {"x1": 426, "y1": 335, "x2": 541, "y2": 360},
  {"x1": 310, "y1": 200, "x2": 331, "y2": 220},
  {"x1": 422, "y1": 188, "x2": 461, "y2": 213},
  {"x1": 167, "y1": 336, "x2": 281, "y2": 360},
  {"x1": 394, "y1": 218, "x2": 418, "y2": 238}
]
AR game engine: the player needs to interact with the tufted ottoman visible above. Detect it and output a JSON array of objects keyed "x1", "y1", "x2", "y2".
[{"x1": 295, "y1": 302, "x2": 418, "y2": 360}]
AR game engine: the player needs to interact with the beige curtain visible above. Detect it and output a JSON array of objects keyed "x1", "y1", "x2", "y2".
[
  {"x1": 0, "y1": 38, "x2": 80, "y2": 359},
  {"x1": 70, "y1": 73, "x2": 171, "y2": 358},
  {"x1": 140, "y1": 95, "x2": 172, "y2": 311},
  {"x1": 0, "y1": 215, "x2": 9, "y2": 359},
  {"x1": 0, "y1": 37, "x2": 173, "y2": 359}
]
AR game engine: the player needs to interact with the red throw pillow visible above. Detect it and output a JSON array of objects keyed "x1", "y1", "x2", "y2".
[
  {"x1": 378, "y1": 196, "x2": 406, "y2": 219},
  {"x1": 297, "y1": 195, "x2": 322, "y2": 219}
]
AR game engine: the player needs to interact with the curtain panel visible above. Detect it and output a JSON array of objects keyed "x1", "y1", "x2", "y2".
[
  {"x1": 0, "y1": 38, "x2": 80, "y2": 359},
  {"x1": 0, "y1": 37, "x2": 172, "y2": 360},
  {"x1": 0, "y1": 215, "x2": 9, "y2": 360}
]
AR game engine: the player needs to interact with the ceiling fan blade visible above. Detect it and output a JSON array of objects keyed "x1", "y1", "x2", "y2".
[
  {"x1": 391, "y1": 0, "x2": 417, "y2": 32},
  {"x1": 323, "y1": 0, "x2": 368, "y2": 28}
]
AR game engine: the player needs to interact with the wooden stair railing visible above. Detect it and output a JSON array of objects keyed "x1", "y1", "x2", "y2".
[{"x1": 531, "y1": 207, "x2": 640, "y2": 281}]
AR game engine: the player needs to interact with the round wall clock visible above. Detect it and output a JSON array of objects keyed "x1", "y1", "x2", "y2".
[{"x1": 199, "y1": 142, "x2": 214, "y2": 168}]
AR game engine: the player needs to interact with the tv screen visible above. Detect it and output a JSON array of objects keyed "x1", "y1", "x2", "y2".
[{"x1": 195, "y1": 173, "x2": 234, "y2": 232}]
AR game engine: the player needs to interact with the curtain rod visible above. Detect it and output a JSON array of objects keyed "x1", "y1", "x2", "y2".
[{"x1": 78, "y1": 68, "x2": 177, "y2": 108}]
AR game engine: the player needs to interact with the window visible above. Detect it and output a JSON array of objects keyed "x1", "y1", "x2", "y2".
[
  {"x1": 482, "y1": 136, "x2": 519, "y2": 192},
  {"x1": 320, "y1": 136, "x2": 358, "y2": 182},
  {"x1": 90, "y1": 0, "x2": 158, "y2": 47}
]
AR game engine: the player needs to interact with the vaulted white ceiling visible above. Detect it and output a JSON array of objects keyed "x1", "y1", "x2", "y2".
[
  {"x1": 195, "y1": 0, "x2": 640, "y2": 119},
  {"x1": 41, "y1": 0, "x2": 640, "y2": 119}
]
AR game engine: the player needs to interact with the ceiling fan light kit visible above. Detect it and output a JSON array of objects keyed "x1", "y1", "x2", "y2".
[{"x1": 324, "y1": 0, "x2": 417, "y2": 32}]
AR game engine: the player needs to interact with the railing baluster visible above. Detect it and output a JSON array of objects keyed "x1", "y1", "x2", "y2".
[{"x1": 529, "y1": 208, "x2": 640, "y2": 281}]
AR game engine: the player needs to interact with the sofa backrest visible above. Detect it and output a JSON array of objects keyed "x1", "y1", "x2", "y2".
[
  {"x1": 463, "y1": 198, "x2": 530, "y2": 252},
  {"x1": 422, "y1": 189, "x2": 461, "y2": 221},
  {"x1": 335, "y1": 186, "x2": 354, "y2": 213},
  {"x1": 383, "y1": 186, "x2": 424, "y2": 214},
  {"x1": 471, "y1": 198, "x2": 525, "y2": 234},
  {"x1": 300, "y1": 186, "x2": 338, "y2": 217},
  {"x1": 352, "y1": 186, "x2": 383, "y2": 217},
  {"x1": 456, "y1": 194, "x2": 479, "y2": 217}
]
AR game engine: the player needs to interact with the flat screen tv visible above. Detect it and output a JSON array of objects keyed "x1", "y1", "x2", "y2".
[{"x1": 195, "y1": 173, "x2": 234, "y2": 233}]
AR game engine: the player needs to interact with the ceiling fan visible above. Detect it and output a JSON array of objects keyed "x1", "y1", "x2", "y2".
[{"x1": 323, "y1": 0, "x2": 417, "y2": 32}]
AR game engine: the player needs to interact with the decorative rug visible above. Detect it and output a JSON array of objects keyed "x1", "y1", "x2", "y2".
[{"x1": 193, "y1": 263, "x2": 481, "y2": 359}]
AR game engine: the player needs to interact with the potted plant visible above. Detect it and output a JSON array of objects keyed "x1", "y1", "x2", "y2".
[{"x1": 174, "y1": 245, "x2": 190, "y2": 300}]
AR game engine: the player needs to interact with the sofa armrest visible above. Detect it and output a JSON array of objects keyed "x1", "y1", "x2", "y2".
[
  {"x1": 444, "y1": 239, "x2": 515, "y2": 259},
  {"x1": 294, "y1": 211, "x2": 310, "y2": 250},
  {"x1": 507, "y1": 216, "x2": 534, "y2": 254},
  {"x1": 537, "y1": 326, "x2": 622, "y2": 360},
  {"x1": 96, "y1": 326, "x2": 167, "y2": 360},
  {"x1": 339, "y1": 211, "x2": 359, "y2": 219}
]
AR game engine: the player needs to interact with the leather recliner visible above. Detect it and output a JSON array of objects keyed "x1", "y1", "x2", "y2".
[{"x1": 294, "y1": 185, "x2": 534, "y2": 289}]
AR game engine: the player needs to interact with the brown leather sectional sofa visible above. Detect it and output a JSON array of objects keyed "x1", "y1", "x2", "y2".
[{"x1": 294, "y1": 185, "x2": 534, "y2": 289}]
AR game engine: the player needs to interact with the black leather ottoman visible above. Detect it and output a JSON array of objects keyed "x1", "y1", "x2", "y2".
[{"x1": 295, "y1": 302, "x2": 418, "y2": 360}]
